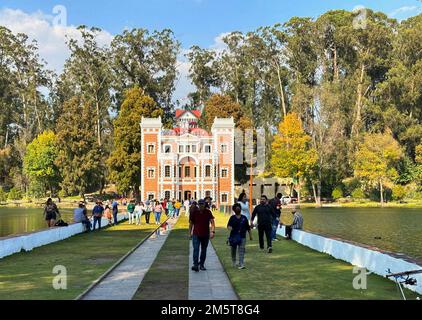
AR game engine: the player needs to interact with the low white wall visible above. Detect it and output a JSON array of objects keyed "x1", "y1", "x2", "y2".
[
  {"x1": 277, "y1": 226, "x2": 422, "y2": 295},
  {"x1": 0, "y1": 213, "x2": 128, "y2": 259}
]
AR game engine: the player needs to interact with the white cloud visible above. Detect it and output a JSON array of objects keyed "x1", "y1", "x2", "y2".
[
  {"x1": 389, "y1": 5, "x2": 422, "y2": 19},
  {"x1": 0, "y1": 8, "x2": 113, "y2": 73},
  {"x1": 0, "y1": 8, "x2": 230, "y2": 104}
]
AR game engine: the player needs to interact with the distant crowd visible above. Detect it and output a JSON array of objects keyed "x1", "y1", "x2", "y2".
[{"x1": 43, "y1": 192, "x2": 304, "y2": 272}]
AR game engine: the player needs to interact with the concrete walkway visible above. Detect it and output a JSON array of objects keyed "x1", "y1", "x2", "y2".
[
  {"x1": 82, "y1": 218, "x2": 178, "y2": 300},
  {"x1": 188, "y1": 240, "x2": 238, "y2": 300}
]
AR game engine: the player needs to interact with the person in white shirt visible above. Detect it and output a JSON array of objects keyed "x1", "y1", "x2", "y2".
[
  {"x1": 135, "y1": 201, "x2": 144, "y2": 225},
  {"x1": 184, "y1": 199, "x2": 190, "y2": 216},
  {"x1": 237, "y1": 192, "x2": 251, "y2": 223}
]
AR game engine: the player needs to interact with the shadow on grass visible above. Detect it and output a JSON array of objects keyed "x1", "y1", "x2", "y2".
[
  {"x1": 211, "y1": 212, "x2": 418, "y2": 300},
  {"x1": 0, "y1": 221, "x2": 160, "y2": 300}
]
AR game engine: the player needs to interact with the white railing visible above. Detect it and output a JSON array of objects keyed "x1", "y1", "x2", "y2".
[{"x1": 0, "y1": 213, "x2": 128, "y2": 259}]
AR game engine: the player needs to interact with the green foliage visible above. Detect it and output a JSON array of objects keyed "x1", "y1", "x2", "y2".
[
  {"x1": 351, "y1": 188, "x2": 365, "y2": 200},
  {"x1": 107, "y1": 87, "x2": 163, "y2": 194},
  {"x1": 354, "y1": 132, "x2": 402, "y2": 204},
  {"x1": 55, "y1": 97, "x2": 105, "y2": 196},
  {"x1": 332, "y1": 187, "x2": 343, "y2": 199},
  {"x1": 392, "y1": 184, "x2": 407, "y2": 201},
  {"x1": 0, "y1": 186, "x2": 7, "y2": 202},
  {"x1": 271, "y1": 112, "x2": 318, "y2": 201},
  {"x1": 23, "y1": 131, "x2": 60, "y2": 196},
  {"x1": 7, "y1": 187, "x2": 22, "y2": 200}
]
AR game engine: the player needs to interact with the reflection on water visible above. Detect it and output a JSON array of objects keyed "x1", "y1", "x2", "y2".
[
  {"x1": 0, "y1": 207, "x2": 74, "y2": 237},
  {"x1": 281, "y1": 207, "x2": 422, "y2": 261}
]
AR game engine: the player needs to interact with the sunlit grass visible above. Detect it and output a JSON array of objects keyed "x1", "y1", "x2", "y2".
[
  {"x1": 211, "y1": 211, "x2": 418, "y2": 300},
  {"x1": 0, "y1": 217, "x2": 164, "y2": 300}
]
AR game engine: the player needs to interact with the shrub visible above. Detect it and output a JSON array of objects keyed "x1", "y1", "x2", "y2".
[
  {"x1": 392, "y1": 185, "x2": 407, "y2": 201},
  {"x1": 0, "y1": 186, "x2": 7, "y2": 202},
  {"x1": 351, "y1": 188, "x2": 365, "y2": 200},
  {"x1": 331, "y1": 187, "x2": 343, "y2": 199},
  {"x1": 7, "y1": 187, "x2": 23, "y2": 201},
  {"x1": 342, "y1": 177, "x2": 361, "y2": 196}
]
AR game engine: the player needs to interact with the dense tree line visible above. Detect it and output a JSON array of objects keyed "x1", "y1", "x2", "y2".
[{"x1": 0, "y1": 9, "x2": 421, "y2": 203}]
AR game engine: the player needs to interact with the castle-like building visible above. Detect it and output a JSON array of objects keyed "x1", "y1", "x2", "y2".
[{"x1": 140, "y1": 110, "x2": 235, "y2": 205}]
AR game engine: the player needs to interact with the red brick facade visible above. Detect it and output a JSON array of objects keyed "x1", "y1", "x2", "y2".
[{"x1": 140, "y1": 111, "x2": 235, "y2": 206}]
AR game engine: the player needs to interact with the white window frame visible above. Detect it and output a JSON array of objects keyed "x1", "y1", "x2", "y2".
[
  {"x1": 204, "y1": 144, "x2": 212, "y2": 153},
  {"x1": 164, "y1": 190, "x2": 171, "y2": 200},
  {"x1": 220, "y1": 144, "x2": 228, "y2": 154},
  {"x1": 205, "y1": 165, "x2": 212, "y2": 178},
  {"x1": 221, "y1": 193, "x2": 229, "y2": 203},
  {"x1": 163, "y1": 144, "x2": 172, "y2": 153},
  {"x1": 147, "y1": 193, "x2": 155, "y2": 201},
  {"x1": 221, "y1": 167, "x2": 229, "y2": 178},
  {"x1": 164, "y1": 165, "x2": 171, "y2": 178},
  {"x1": 147, "y1": 167, "x2": 155, "y2": 179},
  {"x1": 179, "y1": 145, "x2": 184, "y2": 153},
  {"x1": 147, "y1": 143, "x2": 156, "y2": 154}
]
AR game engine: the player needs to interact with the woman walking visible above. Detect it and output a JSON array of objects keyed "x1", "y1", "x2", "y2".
[
  {"x1": 154, "y1": 201, "x2": 163, "y2": 225},
  {"x1": 134, "y1": 201, "x2": 144, "y2": 225},
  {"x1": 227, "y1": 203, "x2": 253, "y2": 269},
  {"x1": 238, "y1": 192, "x2": 251, "y2": 223}
]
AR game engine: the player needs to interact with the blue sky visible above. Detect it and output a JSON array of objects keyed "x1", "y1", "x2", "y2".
[
  {"x1": 2, "y1": 0, "x2": 422, "y2": 48},
  {"x1": 1, "y1": 0, "x2": 421, "y2": 102}
]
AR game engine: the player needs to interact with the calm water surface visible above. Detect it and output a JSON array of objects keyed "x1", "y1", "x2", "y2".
[{"x1": 1, "y1": 206, "x2": 421, "y2": 261}]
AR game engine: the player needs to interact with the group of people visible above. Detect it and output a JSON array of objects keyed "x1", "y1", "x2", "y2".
[
  {"x1": 126, "y1": 199, "x2": 183, "y2": 225},
  {"x1": 187, "y1": 192, "x2": 304, "y2": 272}
]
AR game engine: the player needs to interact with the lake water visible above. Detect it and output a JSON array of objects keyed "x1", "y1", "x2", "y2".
[
  {"x1": 0, "y1": 206, "x2": 421, "y2": 261},
  {"x1": 0, "y1": 207, "x2": 74, "y2": 238},
  {"x1": 281, "y1": 207, "x2": 422, "y2": 261}
]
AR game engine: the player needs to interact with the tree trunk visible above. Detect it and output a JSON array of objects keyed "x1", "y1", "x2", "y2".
[
  {"x1": 312, "y1": 182, "x2": 318, "y2": 205},
  {"x1": 276, "y1": 65, "x2": 287, "y2": 117},
  {"x1": 380, "y1": 181, "x2": 384, "y2": 207},
  {"x1": 352, "y1": 63, "x2": 366, "y2": 136},
  {"x1": 297, "y1": 177, "x2": 301, "y2": 205},
  {"x1": 95, "y1": 98, "x2": 102, "y2": 147},
  {"x1": 333, "y1": 46, "x2": 339, "y2": 81}
]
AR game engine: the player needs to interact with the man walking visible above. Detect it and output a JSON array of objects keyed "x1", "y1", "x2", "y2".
[
  {"x1": 269, "y1": 193, "x2": 282, "y2": 241},
  {"x1": 251, "y1": 195, "x2": 274, "y2": 253},
  {"x1": 189, "y1": 199, "x2": 215, "y2": 272}
]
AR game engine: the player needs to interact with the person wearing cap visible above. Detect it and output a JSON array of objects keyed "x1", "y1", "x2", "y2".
[
  {"x1": 284, "y1": 206, "x2": 304, "y2": 240},
  {"x1": 189, "y1": 199, "x2": 215, "y2": 272},
  {"x1": 92, "y1": 200, "x2": 105, "y2": 230}
]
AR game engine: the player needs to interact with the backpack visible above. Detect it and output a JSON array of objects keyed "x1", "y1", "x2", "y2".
[
  {"x1": 228, "y1": 216, "x2": 246, "y2": 247},
  {"x1": 55, "y1": 219, "x2": 68, "y2": 227}
]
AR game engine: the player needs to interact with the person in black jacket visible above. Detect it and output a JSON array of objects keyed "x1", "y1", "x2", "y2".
[{"x1": 251, "y1": 195, "x2": 274, "y2": 253}]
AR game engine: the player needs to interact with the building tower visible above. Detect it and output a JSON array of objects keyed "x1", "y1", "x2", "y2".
[{"x1": 140, "y1": 117, "x2": 162, "y2": 201}]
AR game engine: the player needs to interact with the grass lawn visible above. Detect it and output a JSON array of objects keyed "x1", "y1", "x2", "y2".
[
  {"x1": 211, "y1": 212, "x2": 419, "y2": 300},
  {"x1": 0, "y1": 218, "x2": 164, "y2": 300},
  {"x1": 133, "y1": 215, "x2": 190, "y2": 300}
]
